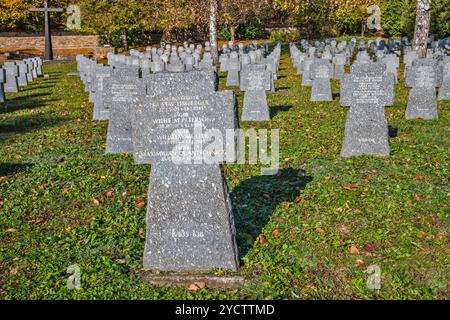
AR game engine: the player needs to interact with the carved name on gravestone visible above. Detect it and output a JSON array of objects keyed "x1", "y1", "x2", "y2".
[
  {"x1": 92, "y1": 66, "x2": 113, "y2": 120},
  {"x1": 341, "y1": 63, "x2": 391, "y2": 157},
  {"x1": 310, "y1": 60, "x2": 333, "y2": 102},
  {"x1": 131, "y1": 81, "x2": 239, "y2": 272},
  {"x1": 240, "y1": 65, "x2": 272, "y2": 121},
  {"x1": 406, "y1": 59, "x2": 439, "y2": 120},
  {"x1": 3, "y1": 62, "x2": 19, "y2": 93},
  {"x1": 0, "y1": 68, "x2": 5, "y2": 103},
  {"x1": 105, "y1": 72, "x2": 145, "y2": 154}
]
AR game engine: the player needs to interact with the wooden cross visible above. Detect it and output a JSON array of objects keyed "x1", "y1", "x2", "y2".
[{"x1": 29, "y1": 0, "x2": 64, "y2": 60}]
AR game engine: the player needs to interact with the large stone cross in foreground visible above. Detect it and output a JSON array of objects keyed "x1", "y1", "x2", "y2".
[{"x1": 29, "y1": 0, "x2": 64, "y2": 60}]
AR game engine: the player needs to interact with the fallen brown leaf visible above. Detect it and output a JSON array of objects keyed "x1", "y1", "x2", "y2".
[
  {"x1": 188, "y1": 282, "x2": 206, "y2": 291},
  {"x1": 272, "y1": 229, "x2": 280, "y2": 237},
  {"x1": 258, "y1": 234, "x2": 268, "y2": 244},
  {"x1": 316, "y1": 227, "x2": 324, "y2": 234},
  {"x1": 364, "y1": 244, "x2": 377, "y2": 252},
  {"x1": 419, "y1": 231, "x2": 428, "y2": 239},
  {"x1": 105, "y1": 190, "x2": 114, "y2": 198},
  {"x1": 92, "y1": 198, "x2": 100, "y2": 206},
  {"x1": 138, "y1": 228, "x2": 145, "y2": 239},
  {"x1": 10, "y1": 266, "x2": 18, "y2": 275},
  {"x1": 135, "y1": 201, "x2": 146, "y2": 208},
  {"x1": 355, "y1": 259, "x2": 365, "y2": 266},
  {"x1": 350, "y1": 245, "x2": 359, "y2": 254},
  {"x1": 343, "y1": 184, "x2": 362, "y2": 191},
  {"x1": 6, "y1": 228, "x2": 17, "y2": 233},
  {"x1": 414, "y1": 194, "x2": 425, "y2": 202}
]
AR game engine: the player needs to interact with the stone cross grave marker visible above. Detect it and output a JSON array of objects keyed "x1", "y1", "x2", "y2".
[
  {"x1": 333, "y1": 53, "x2": 346, "y2": 80},
  {"x1": 310, "y1": 59, "x2": 333, "y2": 101},
  {"x1": 406, "y1": 58, "x2": 439, "y2": 120},
  {"x1": 341, "y1": 63, "x2": 392, "y2": 157},
  {"x1": 226, "y1": 52, "x2": 240, "y2": 86},
  {"x1": 240, "y1": 64, "x2": 272, "y2": 121},
  {"x1": 438, "y1": 58, "x2": 450, "y2": 101},
  {"x1": 29, "y1": 0, "x2": 64, "y2": 60},
  {"x1": 92, "y1": 65, "x2": 113, "y2": 120},
  {"x1": 301, "y1": 57, "x2": 315, "y2": 87},
  {"x1": 3, "y1": 62, "x2": 19, "y2": 93},
  {"x1": 105, "y1": 69, "x2": 145, "y2": 154},
  {"x1": 16, "y1": 61, "x2": 29, "y2": 87},
  {"x1": 131, "y1": 72, "x2": 239, "y2": 272}
]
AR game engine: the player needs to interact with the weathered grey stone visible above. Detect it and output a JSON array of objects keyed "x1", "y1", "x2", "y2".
[
  {"x1": 219, "y1": 54, "x2": 229, "y2": 72},
  {"x1": 131, "y1": 88, "x2": 239, "y2": 272},
  {"x1": 340, "y1": 73, "x2": 352, "y2": 107},
  {"x1": 406, "y1": 59, "x2": 439, "y2": 120},
  {"x1": 24, "y1": 59, "x2": 34, "y2": 82},
  {"x1": 341, "y1": 63, "x2": 391, "y2": 157},
  {"x1": 144, "y1": 69, "x2": 217, "y2": 96},
  {"x1": 105, "y1": 75, "x2": 145, "y2": 154},
  {"x1": 310, "y1": 59, "x2": 333, "y2": 101},
  {"x1": 438, "y1": 62, "x2": 450, "y2": 100},
  {"x1": 301, "y1": 57, "x2": 315, "y2": 86},
  {"x1": 92, "y1": 66, "x2": 113, "y2": 120},
  {"x1": 226, "y1": 53, "x2": 240, "y2": 86},
  {"x1": 240, "y1": 65, "x2": 271, "y2": 121},
  {"x1": 3, "y1": 62, "x2": 19, "y2": 93},
  {"x1": 333, "y1": 54, "x2": 346, "y2": 79},
  {"x1": 16, "y1": 61, "x2": 29, "y2": 87}
]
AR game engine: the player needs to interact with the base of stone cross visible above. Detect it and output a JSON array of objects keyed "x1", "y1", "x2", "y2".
[
  {"x1": 139, "y1": 271, "x2": 247, "y2": 289},
  {"x1": 143, "y1": 163, "x2": 240, "y2": 272},
  {"x1": 406, "y1": 87, "x2": 438, "y2": 120},
  {"x1": 242, "y1": 90, "x2": 270, "y2": 121},
  {"x1": 311, "y1": 78, "x2": 333, "y2": 102},
  {"x1": 341, "y1": 105, "x2": 390, "y2": 157}
]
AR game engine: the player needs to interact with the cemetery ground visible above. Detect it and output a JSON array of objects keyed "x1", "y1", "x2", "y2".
[{"x1": 0, "y1": 47, "x2": 448, "y2": 300}]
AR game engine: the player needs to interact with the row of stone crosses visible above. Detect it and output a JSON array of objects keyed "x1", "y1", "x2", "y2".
[
  {"x1": 0, "y1": 57, "x2": 44, "y2": 103},
  {"x1": 290, "y1": 36, "x2": 449, "y2": 158},
  {"x1": 75, "y1": 41, "x2": 281, "y2": 272}
]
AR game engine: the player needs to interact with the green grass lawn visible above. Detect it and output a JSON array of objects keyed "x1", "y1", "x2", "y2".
[{"x1": 0, "y1": 48, "x2": 449, "y2": 299}]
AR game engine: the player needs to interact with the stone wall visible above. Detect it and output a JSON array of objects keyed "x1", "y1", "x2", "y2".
[{"x1": 0, "y1": 33, "x2": 98, "y2": 53}]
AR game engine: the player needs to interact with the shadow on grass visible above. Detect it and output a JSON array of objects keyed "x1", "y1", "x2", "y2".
[
  {"x1": 270, "y1": 105, "x2": 293, "y2": 118},
  {"x1": 0, "y1": 162, "x2": 33, "y2": 176},
  {"x1": 231, "y1": 168, "x2": 312, "y2": 259},
  {"x1": 0, "y1": 113, "x2": 67, "y2": 137},
  {"x1": 388, "y1": 126, "x2": 398, "y2": 138},
  {"x1": 275, "y1": 86, "x2": 290, "y2": 91},
  {"x1": 0, "y1": 93, "x2": 56, "y2": 114}
]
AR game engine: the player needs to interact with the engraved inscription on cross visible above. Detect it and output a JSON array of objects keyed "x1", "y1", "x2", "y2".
[{"x1": 29, "y1": 0, "x2": 64, "y2": 60}]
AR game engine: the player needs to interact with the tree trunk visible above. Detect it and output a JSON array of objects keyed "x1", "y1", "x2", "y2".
[
  {"x1": 209, "y1": 0, "x2": 219, "y2": 65},
  {"x1": 413, "y1": 0, "x2": 432, "y2": 58},
  {"x1": 122, "y1": 29, "x2": 129, "y2": 52},
  {"x1": 230, "y1": 26, "x2": 236, "y2": 43},
  {"x1": 361, "y1": 21, "x2": 365, "y2": 37}
]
